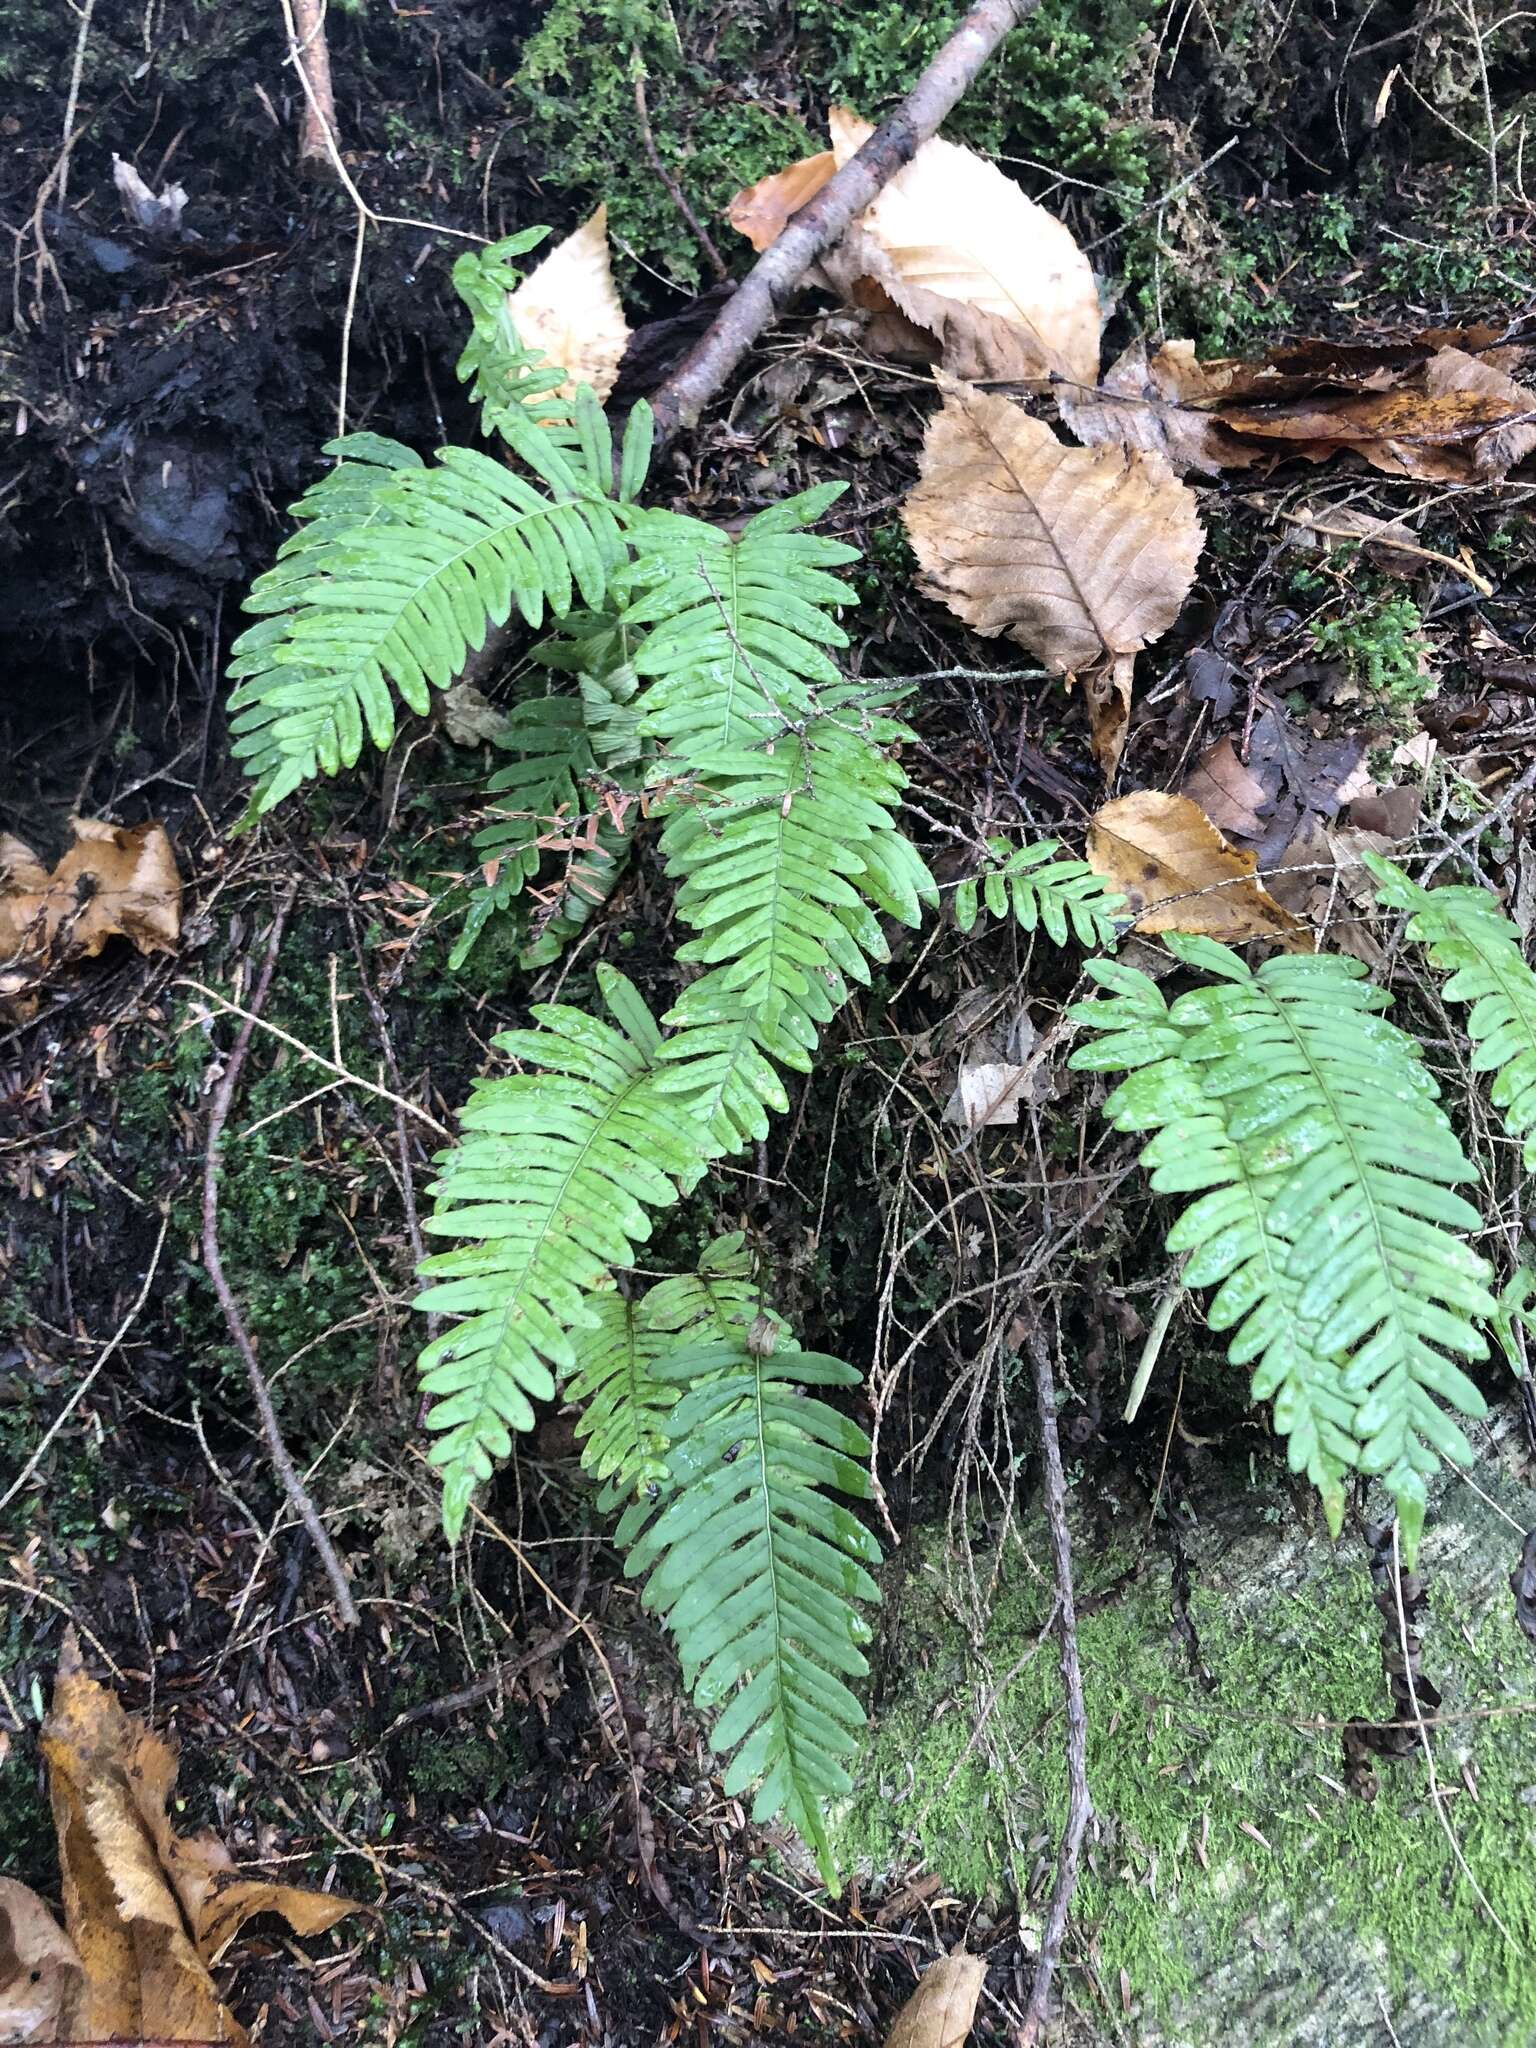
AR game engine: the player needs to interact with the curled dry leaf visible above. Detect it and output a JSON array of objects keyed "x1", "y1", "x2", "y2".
[
  {"x1": 505, "y1": 205, "x2": 631, "y2": 404},
  {"x1": 903, "y1": 377, "x2": 1203, "y2": 774},
  {"x1": 1059, "y1": 339, "x2": 1259, "y2": 474},
  {"x1": 824, "y1": 108, "x2": 1100, "y2": 388},
  {"x1": 1087, "y1": 791, "x2": 1309, "y2": 947},
  {"x1": 1215, "y1": 383, "x2": 1530, "y2": 447},
  {"x1": 1, "y1": 819, "x2": 181, "y2": 989},
  {"x1": 725, "y1": 150, "x2": 837, "y2": 250},
  {"x1": 1, "y1": 1877, "x2": 83, "y2": 2044},
  {"x1": 885, "y1": 1949, "x2": 986, "y2": 2048},
  {"x1": 1423, "y1": 345, "x2": 1536, "y2": 475},
  {"x1": 32, "y1": 1633, "x2": 356, "y2": 2045}
]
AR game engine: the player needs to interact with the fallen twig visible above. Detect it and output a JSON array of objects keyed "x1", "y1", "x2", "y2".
[
  {"x1": 1019, "y1": 1330, "x2": 1094, "y2": 2046},
  {"x1": 290, "y1": 0, "x2": 340, "y2": 171},
  {"x1": 632, "y1": 54, "x2": 728, "y2": 283},
  {"x1": 202, "y1": 885, "x2": 360, "y2": 1626},
  {"x1": 646, "y1": 0, "x2": 1039, "y2": 440}
]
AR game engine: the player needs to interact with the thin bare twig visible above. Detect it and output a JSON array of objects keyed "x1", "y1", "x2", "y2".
[
  {"x1": 631, "y1": 54, "x2": 728, "y2": 283},
  {"x1": 202, "y1": 886, "x2": 360, "y2": 1626},
  {"x1": 1019, "y1": 1330, "x2": 1094, "y2": 2046}
]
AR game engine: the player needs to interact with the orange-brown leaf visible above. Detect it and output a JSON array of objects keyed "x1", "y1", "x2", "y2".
[
  {"x1": 1087, "y1": 791, "x2": 1309, "y2": 946},
  {"x1": 1, "y1": 819, "x2": 181, "y2": 993},
  {"x1": 725, "y1": 151, "x2": 836, "y2": 250},
  {"x1": 885, "y1": 1950, "x2": 986, "y2": 2048}
]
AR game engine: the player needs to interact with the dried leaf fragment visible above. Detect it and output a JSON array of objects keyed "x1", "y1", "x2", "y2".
[
  {"x1": 505, "y1": 205, "x2": 631, "y2": 403},
  {"x1": 37, "y1": 1634, "x2": 356, "y2": 2046},
  {"x1": 1422, "y1": 345, "x2": 1536, "y2": 474},
  {"x1": 826, "y1": 109, "x2": 1100, "y2": 387},
  {"x1": 904, "y1": 378, "x2": 1202, "y2": 772},
  {"x1": 1059, "y1": 339, "x2": 1259, "y2": 474},
  {"x1": 726, "y1": 151, "x2": 837, "y2": 250},
  {"x1": 0, "y1": 1877, "x2": 83, "y2": 2043},
  {"x1": 1181, "y1": 736, "x2": 1273, "y2": 840},
  {"x1": 885, "y1": 1950, "x2": 986, "y2": 2048},
  {"x1": 1, "y1": 819, "x2": 181, "y2": 988},
  {"x1": 1087, "y1": 791, "x2": 1308, "y2": 947}
]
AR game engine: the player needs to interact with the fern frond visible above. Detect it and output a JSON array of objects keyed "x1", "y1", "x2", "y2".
[
  {"x1": 954, "y1": 837, "x2": 1126, "y2": 948},
  {"x1": 565, "y1": 1235, "x2": 772, "y2": 1508},
  {"x1": 415, "y1": 968, "x2": 716, "y2": 1536},
  {"x1": 1367, "y1": 853, "x2": 1536, "y2": 1170},
  {"x1": 617, "y1": 1333, "x2": 880, "y2": 1890},
  {"x1": 228, "y1": 423, "x2": 629, "y2": 818},
  {"x1": 1071, "y1": 936, "x2": 1495, "y2": 1554}
]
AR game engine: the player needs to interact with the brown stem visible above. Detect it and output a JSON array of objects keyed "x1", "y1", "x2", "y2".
[
  {"x1": 202, "y1": 883, "x2": 361, "y2": 1626},
  {"x1": 631, "y1": 57, "x2": 728, "y2": 284},
  {"x1": 646, "y1": 0, "x2": 1039, "y2": 441},
  {"x1": 291, "y1": 0, "x2": 339, "y2": 171},
  {"x1": 1019, "y1": 1330, "x2": 1093, "y2": 2046}
]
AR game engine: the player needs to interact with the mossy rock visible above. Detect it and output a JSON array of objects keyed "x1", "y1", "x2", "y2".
[{"x1": 834, "y1": 1445, "x2": 1536, "y2": 2045}]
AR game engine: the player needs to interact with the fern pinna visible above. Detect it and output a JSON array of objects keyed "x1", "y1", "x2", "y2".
[{"x1": 1071, "y1": 935, "x2": 1495, "y2": 1555}]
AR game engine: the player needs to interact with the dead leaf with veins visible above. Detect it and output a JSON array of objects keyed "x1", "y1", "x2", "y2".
[
  {"x1": 27, "y1": 1632, "x2": 357, "y2": 2046},
  {"x1": 885, "y1": 1949, "x2": 986, "y2": 2048},
  {"x1": 1087, "y1": 791, "x2": 1309, "y2": 947},
  {"x1": 903, "y1": 378, "x2": 1203, "y2": 775},
  {"x1": 725, "y1": 151, "x2": 837, "y2": 250},
  {"x1": 1422, "y1": 345, "x2": 1536, "y2": 474},
  {"x1": 1, "y1": 820, "x2": 181, "y2": 993},
  {"x1": 823, "y1": 108, "x2": 1101, "y2": 388},
  {"x1": 505, "y1": 206, "x2": 631, "y2": 403}
]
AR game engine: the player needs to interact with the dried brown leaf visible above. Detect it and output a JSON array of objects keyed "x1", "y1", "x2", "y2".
[
  {"x1": 885, "y1": 1950, "x2": 986, "y2": 2048},
  {"x1": 0, "y1": 1877, "x2": 82, "y2": 2043},
  {"x1": 1422, "y1": 345, "x2": 1536, "y2": 474},
  {"x1": 826, "y1": 109, "x2": 1100, "y2": 387},
  {"x1": 1059, "y1": 339, "x2": 1260, "y2": 473},
  {"x1": 39, "y1": 1634, "x2": 356, "y2": 2044},
  {"x1": 1087, "y1": 791, "x2": 1309, "y2": 946},
  {"x1": 725, "y1": 151, "x2": 837, "y2": 250},
  {"x1": 1265, "y1": 820, "x2": 1396, "y2": 965},
  {"x1": 1181, "y1": 736, "x2": 1273, "y2": 840},
  {"x1": 506, "y1": 206, "x2": 630, "y2": 404},
  {"x1": 1217, "y1": 384, "x2": 1529, "y2": 447},
  {"x1": 1, "y1": 819, "x2": 181, "y2": 990},
  {"x1": 904, "y1": 379, "x2": 1203, "y2": 772}
]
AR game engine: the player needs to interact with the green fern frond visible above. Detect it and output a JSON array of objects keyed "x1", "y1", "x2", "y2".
[
  {"x1": 954, "y1": 837, "x2": 1126, "y2": 948},
  {"x1": 415, "y1": 967, "x2": 716, "y2": 1537},
  {"x1": 616, "y1": 1332, "x2": 880, "y2": 1890},
  {"x1": 1071, "y1": 936, "x2": 1495, "y2": 1555},
  {"x1": 228, "y1": 419, "x2": 629, "y2": 819},
  {"x1": 1367, "y1": 853, "x2": 1536, "y2": 1170},
  {"x1": 565, "y1": 1235, "x2": 772, "y2": 1508}
]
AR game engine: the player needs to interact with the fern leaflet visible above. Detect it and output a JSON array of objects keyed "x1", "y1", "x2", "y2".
[
  {"x1": 954, "y1": 837, "x2": 1125, "y2": 948},
  {"x1": 415, "y1": 968, "x2": 716, "y2": 1536},
  {"x1": 617, "y1": 1332, "x2": 880, "y2": 1890},
  {"x1": 1072, "y1": 935, "x2": 1495, "y2": 1555},
  {"x1": 1367, "y1": 853, "x2": 1536, "y2": 1170}
]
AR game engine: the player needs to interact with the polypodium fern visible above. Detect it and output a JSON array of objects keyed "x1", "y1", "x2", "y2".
[
  {"x1": 563, "y1": 1234, "x2": 771, "y2": 1507},
  {"x1": 954, "y1": 837, "x2": 1125, "y2": 948},
  {"x1": 1071, "y1": 935, "x2": 1496, "y2": 1556},
  {"x1": 228, "y1": 408, "x2": 642, "y2": 819},
  {"x1": 616, "y1": 1329, "x2": 880, "y2": 1889},
  {"x1": 415, "y1": 967, "x2": 716, "y2": 1536},
  {"x1": 1366, "y1": 853, "x2": 1536, "y2": 1170}
]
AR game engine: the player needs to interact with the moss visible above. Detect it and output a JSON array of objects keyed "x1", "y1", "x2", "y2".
[
  {"x1": 834, "y1": 1463, "x2": 1536, "y2": 2042},
  {"x1": 1312, "y1": 591, "x2": 1433, "y2": 709},
  {"x1": 509, "y1": 0, "x2": 1158, "y2": 293}
]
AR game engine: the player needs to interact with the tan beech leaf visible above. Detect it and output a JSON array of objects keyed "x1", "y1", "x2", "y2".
[
  {"x1": 1087, "y1": 791, "x2": 1309, "y2": 947},
  {"x1": 1181, "y1": 735, "x2": 1273, "y2": 840},
  {"x1": 1, "y1": 819, "x2": 181, "y2": 988},
  {"x1": 904, "y1": 379, "x2": 1203, "y2": 771},
  {"x1": 885, "y1": 1950, "x2": 986, "y2": 2048},
  {"x1": 506, "y1": 205, "x2": 630, "y2": 403},
  {"x1": 1059, "y1": 339, "x2": 1259, "y2": 474},
  {"x1": 40, "y1": 1632, "x2": 357, "y2": 2046},
  {"x1": 828, "y1": 108, "x2": 1099, "y2": 387},
  {"x1": 0, "y1": 1877, "x2": 82, "y2": 2043},
  {"x1": 1423, "y1": 345, "x2": 1536, "y2": 474},
  {"x1": 726, "y1": 151, "x2": 836, "y2": 250}
]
